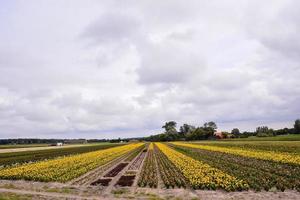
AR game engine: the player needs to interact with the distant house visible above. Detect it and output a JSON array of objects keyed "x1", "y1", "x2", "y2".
[
  {"x1": 214, "y1": 132, "x2": 224, "y2": 139},
  {"x1": 50, "y1": 142, "x2": 64, "y2": 146}
]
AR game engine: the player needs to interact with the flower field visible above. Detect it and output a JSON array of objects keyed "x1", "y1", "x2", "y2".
[
  {"x1": 171, "y1": 142, "x2": 300, "y2": 165},
  {"x1": 155, "y1": 143, "x2": 248, "y2": 191},
  {"x1": 0, "y1": 141, "x2": 299, "y2": 193},
  {"x1": 154, "y1": 144, "x2": 187, "y2": 188},
  {"x1": 0, "y1": 143, "x2": 123, "y2": 167},
  {"x1": 137, "y1": 143, "x2": 158, "y2": 188},
  {"x1": 0, "y1": 143, "x2": 143, "y2": 182}
]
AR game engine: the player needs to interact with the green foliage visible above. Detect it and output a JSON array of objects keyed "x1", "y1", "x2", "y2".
[
  {"x1": 146, "y1": 119, "x2": 299, "y2": 142},
  {"x1": 162, "y1": 121, "x2": 177, "y2": 133},
  {"x1": 179, "y1": 124, "x2": 195, "y2": 136},
  {"x1": 186, "y1": 127, "x2": 214, "y2": 140},
  {"x1": 138, "y1": 148, "x2": 158, "y2": 188},
  {"x1": 294, "y1": 119, "x2": 300, "y2": 134},
  {"x1": 256, "y1": 126, "x2": 275, "y2": 137},
  {"x1": 225, "y1": 134, "x2": 300, "y2": 141},
  {"x1": 204, "y1": 121, "x2": 217, "y2": 131},
  {"x1": 231, "y1": 128, "x2": 240, "y2": 136}
]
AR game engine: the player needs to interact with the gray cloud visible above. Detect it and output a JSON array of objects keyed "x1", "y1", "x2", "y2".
[{"x1": 0, "y1": 0, "x2": 299, "y2": 138}]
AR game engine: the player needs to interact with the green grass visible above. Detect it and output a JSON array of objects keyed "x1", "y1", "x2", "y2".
[
  {"x1": 0, "y1": 144, "x2": 49, "y2": 149},
  {"x1": 192, "y1": 139, "x2": 300, "y2": 154},
  {"x1": 0, "y1": 143, "x2": 123, "y2": 167},
  {"x1": 224, "y1": 134, "x2": 300, "y2": 141}
]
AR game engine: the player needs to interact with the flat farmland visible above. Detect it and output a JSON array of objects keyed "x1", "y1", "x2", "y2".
[
  {"x1": 0, "y1": 143, "x2": 124, "y2": 167},
  {"x1": 0, "y1": 144, "x2": 49, "y2": 150},
  {"x1": 0, "y1": 141, "x2": 299, "y2": 200}
]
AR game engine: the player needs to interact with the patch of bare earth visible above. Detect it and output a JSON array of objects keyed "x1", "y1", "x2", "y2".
[{"x1": 0, "y1": 180, "x2": 300, "y2": 199}]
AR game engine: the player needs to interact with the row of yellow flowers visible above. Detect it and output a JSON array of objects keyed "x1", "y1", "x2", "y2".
[
  {"x1": 148, "y1": 142, "x2": 154, "y2": 150},
  {"x1": 0, "y1": 143, "x2": 143, "y2": 182},
  {"x1": 155, "y1": 143, "x2": 249, "y2": 191},
  {"x1": 171, "y1": 142, "x2": 300, "y2": 165}
]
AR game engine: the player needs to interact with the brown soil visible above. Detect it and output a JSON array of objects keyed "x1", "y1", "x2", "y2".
[
  {"x1": 104, "y1": 163, "x2": 128, "y2": 177},
  {"x1": 115, "y1": 175, "x2": 136, "y2": 187},
  {"x1": 1, "y1": 181, "x2": 300, "y2": 200},
  {"x1": 91, "y1": 178, "x2": 112, "y2": 186}
]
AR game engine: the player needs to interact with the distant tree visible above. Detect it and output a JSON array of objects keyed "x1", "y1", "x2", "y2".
[
  {"x1": 186, "y1": 128, "x2": 207, "y2": 140},
  {"x1": 179, "y1": 124, "x2": 196, "y2": 136},
  {"x1": 256, "y1": 126, "x2": 274, "y2": 137},
  {"x1": 162, "y1": 121, "x2": 177, "y2": 133},
  {"x1": 204, "y1": 121, "x2": 217, "y2": 131},
  {"x1": 221, "y1": 131, "x2": 232, "y2": 139},
  {"x1": 231, "y1": 128, "x2": 240, "y2": 137},
  {"x1": 294, "y1": 119, "x2": 300, "y2": 134},
  {"x1": 256, "y1": 126, "x2": 269, "y2": 134}
]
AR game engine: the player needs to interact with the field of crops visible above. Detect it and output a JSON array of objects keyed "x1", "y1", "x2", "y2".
[
  {"x1": 0, "y1": 143, "x2": 123, "y2": 167},
  {"x1": 0, "y1": 143, "x2": 142, "y2": 182},
  {"x1": 0, "y1": 141, "x2": 299, "y2": 194}
]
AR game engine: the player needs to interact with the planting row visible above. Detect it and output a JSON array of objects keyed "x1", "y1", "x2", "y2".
[
  {"x1": 191, "y1": 141, "x2": 300, "y2": 154},
  {"x1": 170, "y1": 143, "x2": 300, "y2": 191},
  {"x1": 172, "y1": 142, "x2": 300, "y2": 165},
  {"x1": 137, "y1": 143, "x2": 158, "y2": 188},
  {"x1": 154, "y1": 144, "x2": 186, "y2": 188},
  {"x1": 156, "y1": 143, "x2": 248, "y2": 191}
]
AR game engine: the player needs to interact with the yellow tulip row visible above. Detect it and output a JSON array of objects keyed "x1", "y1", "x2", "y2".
[
  {"x1": 0, "y1": 143, "x2": 143, "y2": 182},
  {"x1": 156, "y1": 143, "x2": 249, "y2": 191},
  {"x1": 172, "y1": 142, "x2": 300, "y2": 165},
  {"x1": 148, "y1": 142, "x2": 154, "y2": 150}
]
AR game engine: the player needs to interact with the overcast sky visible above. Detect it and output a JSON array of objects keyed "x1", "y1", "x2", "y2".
[{"x1": 0, "y1": 0, "x2": 299, "y2": 139}]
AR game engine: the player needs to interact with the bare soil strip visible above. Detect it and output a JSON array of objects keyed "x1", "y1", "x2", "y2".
[
  {"x1": 154, "y1": 147, "x2": 165, "y2": 189},
  {"x1": 1, "y1": 180, "x2": 300, "y2": 200},
  {"x1": 115, "y1": 147, "x2": 148, "y2": 188},
  {"x1": 69, "y1": 148, "x2": 138, "y2": 186},
  {"x1": 132, "y1": 148, "x2": 148, "y2": 188},
  {"x1": 0, "y1": 188, "x2": 104, "y2": 200},
  {"x1": 99, "y1": 146, "x2": 148, "y2": 196}
]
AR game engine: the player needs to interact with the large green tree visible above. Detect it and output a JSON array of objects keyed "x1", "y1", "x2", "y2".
[
  {"x1": 231, "y1": 128, "x2": 240, "y2": 136},
  {"x1": 179, "y1": 124, "x2": 195, "y2": 136},
  {"x1": 162, "y1": 121, "x2": 177, "y2": 133},
  {"x1": 204, "y1": 121, "x2": 217, "y2": 131},
  {"x1": 294, "y1": 119, "x2": 300, "y2": 134}
]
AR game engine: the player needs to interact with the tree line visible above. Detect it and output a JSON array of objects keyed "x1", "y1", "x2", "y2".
[
  {"x1": 0, "y1": 138, "x2": 118, "y2": 145},
  {"x1": 1, "y1": 119, "x2": 299, "y2": 144},
  {"x1": 144, "y1": 119, "x2": 300, "y2": 142}
]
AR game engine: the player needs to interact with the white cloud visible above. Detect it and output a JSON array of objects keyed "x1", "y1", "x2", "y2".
[{"x1": 0, "y1": 0, "x2": 299, "y2": 138}]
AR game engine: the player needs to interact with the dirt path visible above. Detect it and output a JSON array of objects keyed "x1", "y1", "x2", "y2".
[
  {"x1": 103, "y1": 149, "x2": 143, "y2": 195},
  {"x1": 69, "y1": 149, "x2": 135, "y2": 186},
  {"x1": 0, "y1": 188, "x2": 104, "y2": 200},
  {"x1": 132, "y1": 150, "x2": 148, "y2": 188},
  {"x1": 1, "y1": 180, "x2": 300, "y2": 200}
]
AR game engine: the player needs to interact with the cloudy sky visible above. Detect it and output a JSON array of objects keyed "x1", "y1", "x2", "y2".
[{"x1": 0, "y1": 0, "x2": 299, "y2": 139}]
